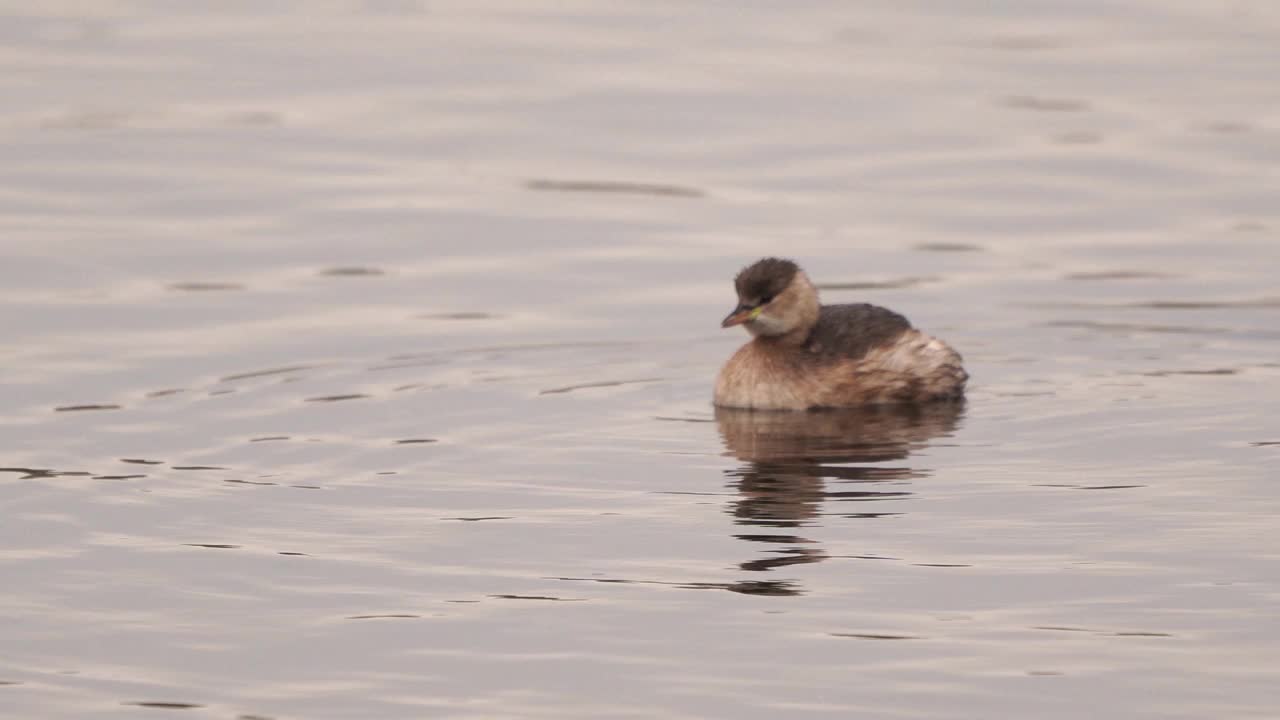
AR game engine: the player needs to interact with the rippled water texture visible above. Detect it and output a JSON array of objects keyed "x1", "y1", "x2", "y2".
[{"x1": 3, "y1": 2, "x2": 1279, "y2": 718}]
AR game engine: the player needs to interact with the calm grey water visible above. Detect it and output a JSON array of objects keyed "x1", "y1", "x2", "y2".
[{"x1": 3, "y1": 2, "x2": 1279, "y2": 718}]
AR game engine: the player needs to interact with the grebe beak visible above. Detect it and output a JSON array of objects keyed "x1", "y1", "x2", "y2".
[{"x1": 721, "y1": 304, "x2": 761, "y2": 328}]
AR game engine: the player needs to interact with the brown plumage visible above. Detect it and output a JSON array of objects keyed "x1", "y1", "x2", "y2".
[{"x1": 715, "y1": 257, "x2": 967, "y2": 410}]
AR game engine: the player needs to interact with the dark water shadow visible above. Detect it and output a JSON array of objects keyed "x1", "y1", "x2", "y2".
[
  {"x1": 1062, "y1": 270, "x2": 1175, "y2": 281},
  {"x1": 1001, "y1": 95, "x2": 1090, "y2": 112},
  {"x1": 167, "y1": 281, "x2": 244, "y2": 292},
  {"x1": 320, "y1": 266, "x2": 385, "y2": 277},
  {"x1": 715, "y1": 403, "x2": 965, "y2": 596},
  {"x1": 54, "y1": 404, "x2": 122, "y2": 412},
  {"x1": 525, "y1": 178, "x2": 704, "y2": 198},
  {"x1": 817, "y1": 276, "x2": 939, "y2": 291},
  {"x1": 1037, "y1": 297, "x2": 1280, "y2": 310}
]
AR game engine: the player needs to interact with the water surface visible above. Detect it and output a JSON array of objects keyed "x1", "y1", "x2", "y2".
[{"x1": 2, "y1": 2, "x2": 1279, "y2": 718}]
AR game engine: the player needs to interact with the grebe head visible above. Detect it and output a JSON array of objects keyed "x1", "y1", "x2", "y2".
[{"x1": 721, "y1": 257, "x2": 821, "y2": 339}]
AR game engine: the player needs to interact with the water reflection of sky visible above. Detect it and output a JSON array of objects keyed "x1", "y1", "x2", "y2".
[{"x1": 2, "y1": 1, "x2": 1280, "y2": 718}]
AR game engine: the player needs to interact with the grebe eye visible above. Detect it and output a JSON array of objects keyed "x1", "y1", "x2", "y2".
[{"x1": 759, "y1": 295, "x2": 774, "y2": 305}]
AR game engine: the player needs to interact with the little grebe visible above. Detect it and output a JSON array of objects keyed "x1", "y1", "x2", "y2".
[{"x1": 714, "y1": 258, "x2": 967, "y2": 410}]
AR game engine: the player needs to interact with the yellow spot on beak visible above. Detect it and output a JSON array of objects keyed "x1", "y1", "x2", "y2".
[{"x1": 749, "y1": 306, "x2": 763, "y2": 319}]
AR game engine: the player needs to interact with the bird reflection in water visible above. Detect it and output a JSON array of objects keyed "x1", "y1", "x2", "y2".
[{"x1": 715, "y1": 403, "x2": 964, "y2": 596}]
